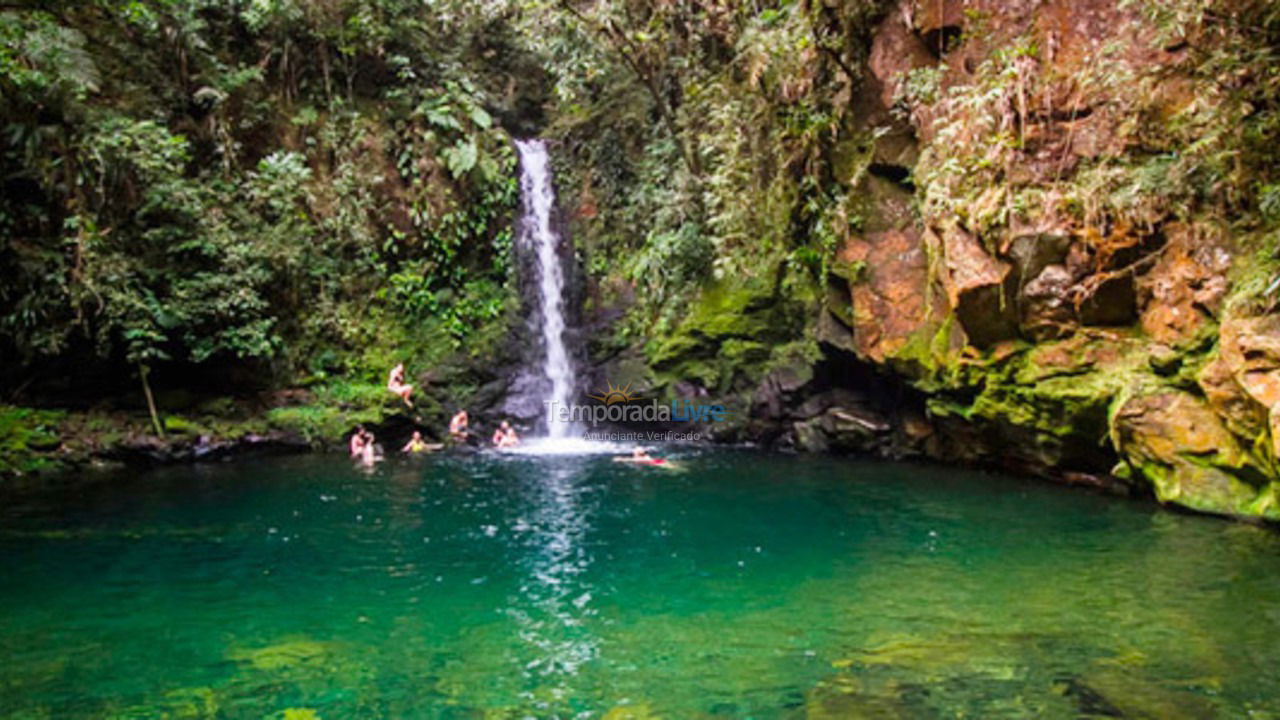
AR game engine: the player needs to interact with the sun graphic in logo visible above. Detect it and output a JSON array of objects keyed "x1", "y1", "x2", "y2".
[{"x1": 587, "y1": 381, "x2": 640, "y2": 405}]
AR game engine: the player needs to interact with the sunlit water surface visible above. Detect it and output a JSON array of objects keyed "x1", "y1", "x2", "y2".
[{"x1": 3, "y1": 451, "x2": 1280, "y2": 719}]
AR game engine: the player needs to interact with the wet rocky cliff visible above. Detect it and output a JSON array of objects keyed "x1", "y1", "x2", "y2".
[{"x1": 570, "y1": 0, "x2": 1280, "y2": 521}]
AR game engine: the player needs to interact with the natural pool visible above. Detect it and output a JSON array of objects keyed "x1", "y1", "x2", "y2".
[{"x1": 2, "y1": 450, "x2": 1278, "y2": 719}]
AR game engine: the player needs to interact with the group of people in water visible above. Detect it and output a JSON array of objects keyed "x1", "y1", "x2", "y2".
[
  {"x1": 338, "y1": 363, "x2": 522, "y2": 465},
  {"x1": 351, "y1": 421, "x2": 670, "y2": 467},
  {"x1": 358, "y1": 362, "x2": 668, "y2": 467},
  {"x1": 446, "y1": 410, "x2": 520, "y2": 448},
  {"x1": 348, "y1": 409, "x2": 521, "y2": 465}
]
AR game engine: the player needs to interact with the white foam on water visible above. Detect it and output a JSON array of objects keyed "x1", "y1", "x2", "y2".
[{"x1": 498, "y1": 437, "x2": 626, "y2": 457}]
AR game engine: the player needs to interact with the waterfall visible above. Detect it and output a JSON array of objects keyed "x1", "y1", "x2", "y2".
[{"x1": 515, "y1": 139, "x2": 575, "y2": 439}]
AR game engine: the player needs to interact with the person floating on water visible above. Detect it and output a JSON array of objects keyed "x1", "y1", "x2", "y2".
[
  {"x1": 402, "y1": 430, "x2": 430, "y2": 454},
  {"x1": 449, "y1": 410, "x2": 469, "y2": 443},
  {"x1": 613, "y1": 447, "x2": 670, "y2": 467},
  {"x1": 387, "y1": 362, "x2": 414, "y2": 407},
  {"x1": 491, "y1": 420, "x2": 520, "y2": 448}
]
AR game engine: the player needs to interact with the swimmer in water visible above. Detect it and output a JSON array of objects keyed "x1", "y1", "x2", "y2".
[
  {"x1": 491, "y1": 420, "x2": 520, "y2": 448},
  {"x1": 349, "y1": 426, "x2": 368, "y2": 458},
  {"x1": 402, "y1": 430, "x2": 429, "y2": 454},
  {"x1": 613, "y1": 447, "x2": 677, "y2": 468},
  {"x1": 359, "y1": 431, "x2": 381, "y2": 465},
  {"x1": 614, "y1": 447, "x2": 661, "y2": 464}
]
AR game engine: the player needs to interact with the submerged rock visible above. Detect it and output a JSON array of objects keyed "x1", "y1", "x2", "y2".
[
  {"x1": 601, "y1": 703, "x2": 661, "y2": 720},
  {"x1": 800, "y1": 676, "x2": 913, "y2": 720},
  {"x1": 1077, "y1": 668, "x2": 1218, "y2": 720},
  {"x1": 227, "y1": 638, "x2": 334, "y2": 672}
]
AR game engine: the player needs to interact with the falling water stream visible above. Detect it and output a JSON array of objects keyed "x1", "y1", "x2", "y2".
[{"x1": 515, "y1": 139, "x2": 575, "y2": 440}]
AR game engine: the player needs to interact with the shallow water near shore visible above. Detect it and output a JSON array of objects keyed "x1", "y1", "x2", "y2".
[{"x1": 2, "y1": 450, "x2": 1279, "y2": 718}]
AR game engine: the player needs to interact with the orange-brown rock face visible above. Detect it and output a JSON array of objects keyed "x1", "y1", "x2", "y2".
[
  {"x1": 1112, "y1": 390, "x2": 1275, "y2": 518},
  {"x1": 1138, "y1": 224, "x2": 1232, "y2": 345},
  {"x1": 840, "y1": 228, "x2": 943, "y2": 364},
  {"x1": 937, "y1": 223, "x2": 1016, "y2": 347},
  {"x1": 827, "y1": 0, "x2": 1279, "y2": 519}
]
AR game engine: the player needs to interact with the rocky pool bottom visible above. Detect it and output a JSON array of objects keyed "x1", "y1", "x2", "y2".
[{"x1": 1, "y1": 450, "x2": 1278, "y2": 719}]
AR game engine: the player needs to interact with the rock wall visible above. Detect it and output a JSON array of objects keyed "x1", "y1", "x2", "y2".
[{"x1": 803, "y1": 0, "x2": 1280, "y2": 519}]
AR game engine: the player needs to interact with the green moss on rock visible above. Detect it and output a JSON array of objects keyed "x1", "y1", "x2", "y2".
[{"x1": 0, "y1": 406, "x2": 67, "y2": 477}]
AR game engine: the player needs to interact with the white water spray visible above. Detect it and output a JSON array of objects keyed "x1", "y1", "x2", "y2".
[{"x1": 515, "y1": 139, "x2": 575, "y2": 439}]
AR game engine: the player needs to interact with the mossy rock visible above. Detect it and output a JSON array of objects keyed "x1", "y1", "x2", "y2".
[
  {"x1": 163, "y1": 416, "x2": 206, "y2": 436},
  {"x1": 720, "y1": 339, "x2": 770, "y2": 367},
  {"x1": 1110, "y1": 387, "x2": 1280, "y2": 518},
  {"x1": 1078, "y1": 667, "x2": 1218, "y2": 719},
  {"x1": 194, "y1": 397, "x2": 239, "y2": 417},
  {"x1": 648, "y1": 276, "x2": 808, "y2": 395},
  {"x1": 650, "y1": 279, "x2": 788, "y2": 366},
  {"x1": 102, "y1": 686, "x2": 218, "y2": 720},
  {"x1": 0, "y1": 405, "x2": 67, "y2": 476},
  {"x1": 803, "y1": 676, "x2": 912, "y2": 720}
]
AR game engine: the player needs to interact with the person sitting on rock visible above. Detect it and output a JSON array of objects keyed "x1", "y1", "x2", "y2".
[
  {"x1": 402, "y1": 430, "x2": 429, "y2": 454},
  {"x1": 449, "y1": 410, "x2": 470, "y2": 443},
  {"x1": 387, "y1": 363, "x2": 414, "y2": 407}
]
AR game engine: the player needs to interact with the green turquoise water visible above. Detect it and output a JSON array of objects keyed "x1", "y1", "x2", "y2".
[{"x1": 2, "y1": 450, "x2": 1279, "y2": 719}]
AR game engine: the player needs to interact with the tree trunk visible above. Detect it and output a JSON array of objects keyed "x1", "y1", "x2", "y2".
[{"x1": 139, "y1": 363, "x2": 164, "y2": 437}]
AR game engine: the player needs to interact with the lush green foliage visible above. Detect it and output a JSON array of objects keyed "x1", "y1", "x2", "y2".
[
  {"x1": 0, "y1": 0, "x2": 888, "y2": 408},
  {"x1": 542, "y1": 0, "x2": 880, "y2": 347},
  {"x1": 0, "y1": 0, "x2": 522, "y2": 393}
]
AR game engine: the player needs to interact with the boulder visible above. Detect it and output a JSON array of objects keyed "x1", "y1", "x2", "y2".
[
  {"x1": 841, "y1": 228, "x2": 943, "y2": 364},
  {"x1": 937, "y1": 224, "x2": 1017, "y2": 347},
  {"x1": 1007, "y1": 232, "x2": 1072, "y2": 287},
  {"x1": 1211, "y1": 314, "x2": 1280, "y2": 460},
  {"x1": 794, "y1": 417, "x2": 830, "y2": 454},
  {"x1": 1112, "y1": 390, "x2": 1276, "y2": 519},
  {"x1": 752, "y1": 361, "x2": 815, "y2": 421},
  {"x1": 1021, "y1": 264, "x2": 1076, "y2": 340},
  {"x1": 1197, "y1": 353, "x2": 1268, "y2": 441},
  {"x1": 1077, "y1": 667, "x2": 1219, "y2": 720},
  {"x1": 1137, "y1": 223, "x2": 1231, "y2": 345}
]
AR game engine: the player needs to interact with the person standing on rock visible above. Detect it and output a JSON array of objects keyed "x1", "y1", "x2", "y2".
[{"x1": 387, "y1": 363, "x2": 414, "y2": 407}]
